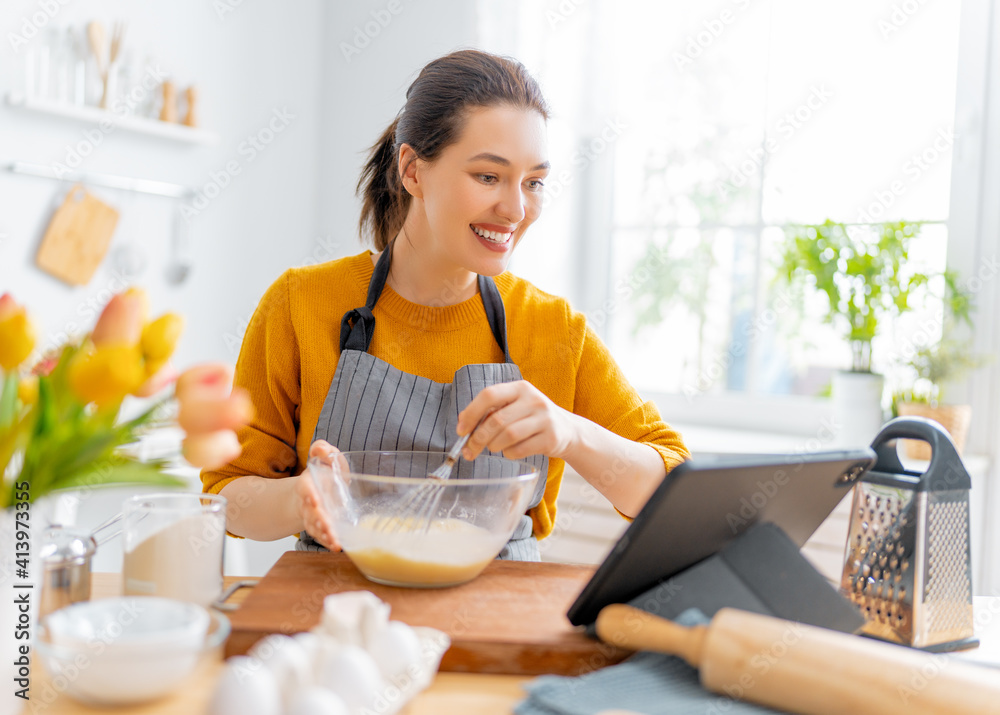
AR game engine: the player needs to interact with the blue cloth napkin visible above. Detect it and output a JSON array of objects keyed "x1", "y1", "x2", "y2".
[{"x1": 514, "y1": 610, "x2": 788, "y2": 715}]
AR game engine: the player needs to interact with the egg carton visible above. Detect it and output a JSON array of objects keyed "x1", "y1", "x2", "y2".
[{"x1": 210, "y1": 592, "x2": 450, "y2": 715}]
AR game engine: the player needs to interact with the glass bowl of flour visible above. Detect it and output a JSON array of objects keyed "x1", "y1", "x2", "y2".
[
  {"x1": 308, "y1": 451, "x2": 542, "y2": 587},
  {"x1": 36, "y1": 596, "x2": 229, "y2": 705}
]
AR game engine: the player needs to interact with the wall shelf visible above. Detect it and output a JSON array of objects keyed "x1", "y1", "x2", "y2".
[{"x1": 4, "y1": 93, "x2": 219, "y2": 146}]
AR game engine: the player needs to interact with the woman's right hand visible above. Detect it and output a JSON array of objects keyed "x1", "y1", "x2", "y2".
[{"x1": 296, "y1": 439, "x2": 343, "y2": 550}]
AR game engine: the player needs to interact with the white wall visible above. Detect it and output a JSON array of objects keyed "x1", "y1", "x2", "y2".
[
  {"x1": 317, "y1": 0, "x2": 479, "y2": 252},
  {"x1": 0, "y1": 0, "x2": 325, "y2": 369}
]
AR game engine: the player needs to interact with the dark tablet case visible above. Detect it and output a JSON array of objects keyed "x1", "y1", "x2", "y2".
[{"x1": 567, "y1": 449, "x2": 876, "y2": 628}]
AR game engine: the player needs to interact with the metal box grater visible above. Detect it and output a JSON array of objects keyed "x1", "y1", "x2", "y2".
[{"x1": 840, "y1": 417, "x2": 978, "y2": 651}]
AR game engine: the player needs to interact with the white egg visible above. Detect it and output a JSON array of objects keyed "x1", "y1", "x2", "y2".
[
  {"x1": 248, "y1": 633, "x2": 290, "y2": 660},
  {"x1": 367, "y1": 621, "x2": 423, "y2": 682},
  {"x1": 209, "y1": 656, "x2": 281, "y2": 715},
  {"x1": 318, "y1": 644, "x2": 385, "y2": 714},
  {"x1": 249, "y1": 634, "x2": 315, "y2": 705},
  {"x1": 288, "y1": 686, "x2": 350, "y2": 715},
  {"x1": 292, "y1": 631, "x2": 325, "y2": 660},
  {"x1": 320, "y1": 591, "x2": 389, "y2": 647}
]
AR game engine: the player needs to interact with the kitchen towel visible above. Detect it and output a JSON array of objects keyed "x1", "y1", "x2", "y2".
[{"x1": 513, "y1": 610, "x2": 787, "y2": 715}]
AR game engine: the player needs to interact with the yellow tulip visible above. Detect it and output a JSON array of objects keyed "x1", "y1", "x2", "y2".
[
  {"x1": 17, "y1": 376, "x2": 38, "y2": 405},
  {"x1": 0, "y1": 294, "x2": 36, "y2": 371},
  {"x1": 91, "y1": 290, "x2": 145, "y2": 347},
  {"x1": 68, "y1": 345, "x2": 145, "y2": 406},
  {"x1": 141, "y1": 313, "x2": 184, "y2": 362},
  {"x1": 143, "y1": 357, "x2": 169, "y2": 380}
]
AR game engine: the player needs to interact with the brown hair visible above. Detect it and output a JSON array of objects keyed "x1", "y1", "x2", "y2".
[{"x1": 357, "y1": 49, "x2": 550, "y2": 250}]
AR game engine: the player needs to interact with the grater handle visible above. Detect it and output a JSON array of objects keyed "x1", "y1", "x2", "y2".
[{"x1": 870, "y1": 416, "x2": 970, "y2": 490}]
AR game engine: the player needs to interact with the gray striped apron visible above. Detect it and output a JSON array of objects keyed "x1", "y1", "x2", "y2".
[{"x1": 298, "y1": 246, "x2": 548, "y2": 560}]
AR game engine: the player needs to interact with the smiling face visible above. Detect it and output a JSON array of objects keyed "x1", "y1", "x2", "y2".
[{"x1": 399, "y1": 104, "x2": 549, "y2": 279}]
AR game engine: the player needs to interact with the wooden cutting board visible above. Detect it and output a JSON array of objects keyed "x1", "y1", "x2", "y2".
[
  {"x1": 36, "y1": 185, "x2": 120, "y2": 285},
  {"x1": 225, "y1": 552, "x2": 632, "y2": 676}
]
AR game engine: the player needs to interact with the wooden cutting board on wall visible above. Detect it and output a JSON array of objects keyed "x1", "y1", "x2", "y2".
[
  {"x1": 225, "y1": 552, "x2": 631, "y2": 676},
  {"x1": 36, "y1": 185, "x2": 120, "y2": 285}
]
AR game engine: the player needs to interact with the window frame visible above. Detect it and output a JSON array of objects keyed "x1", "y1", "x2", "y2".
[{"x1": 945, "y1": 0, "x2": 1000, "y2": 595}]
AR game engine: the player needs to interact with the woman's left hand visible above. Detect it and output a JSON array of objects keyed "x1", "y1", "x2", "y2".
[{"x1": 457, "y1": 380, "x2": 580, "y2": 461}]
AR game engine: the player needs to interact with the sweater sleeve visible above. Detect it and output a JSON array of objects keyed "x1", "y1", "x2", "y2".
[
  {"x1": 573, "y1": 321, "x2": 690, "y2": 474},
  {"x1": 201, "y1": 271, "x2": 301, "y2": 495}
]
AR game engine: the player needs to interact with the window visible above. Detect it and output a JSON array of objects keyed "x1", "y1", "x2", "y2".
[{"x1": 480, "y1": 0, "x2": 964, "y2": 422}]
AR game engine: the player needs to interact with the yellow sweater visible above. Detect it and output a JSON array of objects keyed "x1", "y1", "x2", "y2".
[{"x1": 202, "y1": 251, "x2": 689, "y2": 538}]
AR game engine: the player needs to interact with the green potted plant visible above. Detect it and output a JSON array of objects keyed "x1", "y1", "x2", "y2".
[
  {"x1": 773, "y1": 219, "x2": 971, "y2": 446},
  {"x1": 892, "y1": 339, "x2": 989, "y2": 459}
]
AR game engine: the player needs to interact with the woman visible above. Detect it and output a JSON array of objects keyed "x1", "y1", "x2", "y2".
[{"x1": 202, "y1": 50, "x2": 689, "y2": 560}]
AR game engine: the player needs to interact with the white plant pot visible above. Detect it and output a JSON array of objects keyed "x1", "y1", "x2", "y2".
[{"x1": 832, "y1": 371, "x2": 886, "y2": 448}]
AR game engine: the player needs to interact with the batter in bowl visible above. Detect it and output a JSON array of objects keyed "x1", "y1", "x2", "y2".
[{"x1": 342, "y1": 515, "x2": 506, "y2": 587}]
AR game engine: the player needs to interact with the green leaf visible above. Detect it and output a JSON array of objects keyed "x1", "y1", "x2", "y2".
[
  {"x1": 0, "y1": 373, "x2": 18, "y2": 429},
  {"x1": 43, "y1": 458, "x2": 185, "y2": 494}
]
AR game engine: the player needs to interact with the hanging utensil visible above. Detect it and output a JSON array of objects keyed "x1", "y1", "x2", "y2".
[
  {"x1": 166, "y1": 202, "x2": 192, "y2": 284},
  {"x1": 99, "y1": 20, "x2": 126, "y2": 109},
  {"x1": 86, "y1": 21, "x2": 107, "y2": 106}
]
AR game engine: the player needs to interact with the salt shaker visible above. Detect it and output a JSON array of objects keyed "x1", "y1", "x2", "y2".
[
  {"x1": 38, "y1": 527, "x2": 96, "y2": 619},
  {"x1": 160, "y1": 79, "x2": 178, "y2": 122},
  {"x1": 182, "y1": 85, "x2": 198, "y2": 127}
]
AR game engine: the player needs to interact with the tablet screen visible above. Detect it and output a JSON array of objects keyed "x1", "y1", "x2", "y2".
[{"x1": 566, "y1": 449, "x2": 875, "y2": 626}]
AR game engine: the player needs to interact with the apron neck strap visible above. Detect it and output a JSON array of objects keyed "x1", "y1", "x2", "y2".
[
  {"x1": 340, "y1": 245, "x2": 513, "y2": 363},
  {"x1": 477, "y1": 273, "x2": 512, "y2": 363}
]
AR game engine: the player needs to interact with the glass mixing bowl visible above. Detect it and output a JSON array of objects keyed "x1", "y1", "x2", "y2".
[
  {"x1": 307, "y1": 451, "x2": 542, "y2": 588},
  {"x1": 35, "y1": 596, "x2": 229, "y2": 705}
]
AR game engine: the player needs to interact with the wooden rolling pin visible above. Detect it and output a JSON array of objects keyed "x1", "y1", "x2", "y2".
[{"x1": 596, "y1": 605, "x2": 1000, "y2": 715}]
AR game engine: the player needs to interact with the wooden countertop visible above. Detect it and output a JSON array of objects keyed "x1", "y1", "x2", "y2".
[{"x1": 30, "y1": 574, "x2": 1000, "y2": 714}]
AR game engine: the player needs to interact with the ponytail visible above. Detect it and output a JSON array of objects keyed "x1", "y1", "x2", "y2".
[{"x1": 357, "y1": 117, "x2": 408, "y2": 251}]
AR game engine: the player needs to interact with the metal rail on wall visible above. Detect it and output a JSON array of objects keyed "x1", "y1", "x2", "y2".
[{"x1": 6, "y1": 161, "x2": 194, "y2": 199}]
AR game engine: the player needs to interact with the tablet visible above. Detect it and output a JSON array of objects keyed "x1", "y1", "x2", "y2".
[{"x1": 566, "y1": 448, "x2": 876, "y2": 626}]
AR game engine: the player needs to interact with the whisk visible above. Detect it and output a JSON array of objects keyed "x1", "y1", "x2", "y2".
[{"x1": 372, "y1": 430, "x2": 475, "y2": 534}]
